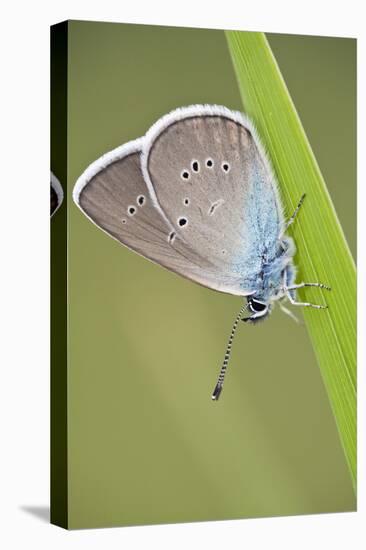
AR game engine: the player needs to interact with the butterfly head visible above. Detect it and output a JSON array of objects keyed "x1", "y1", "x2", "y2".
[{"x1": 244, "y1": 297, "x2": 271, "y2": 323}]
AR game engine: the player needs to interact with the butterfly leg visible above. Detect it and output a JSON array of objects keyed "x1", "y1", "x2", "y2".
[
  {"x1": 278, "y1": 301, "x2": 301, "y2": 323},
  {"x1": 287, "y1": 282, "x2": 331, "y2": 291},
  {"x1": 282, "y1": 269, "x2": 329, "y2": 309},
  {"x1": 286, "y1": 292, "x2": 327, "y2": 309},
  {"x1": 279, "y1": 193, "x2": 306, "y2": 239}
]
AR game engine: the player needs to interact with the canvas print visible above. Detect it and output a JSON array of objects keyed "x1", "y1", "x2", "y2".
[{"x1": 51, "y1": 20, "x2": 356, "y2": 529}]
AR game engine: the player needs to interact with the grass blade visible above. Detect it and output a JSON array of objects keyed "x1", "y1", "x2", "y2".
[{"x1": 225, "y1": 30, "x2": 356, "y2": 491}]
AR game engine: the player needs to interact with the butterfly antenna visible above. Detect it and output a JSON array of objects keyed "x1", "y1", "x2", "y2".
[{"x1": 211, "y1": 302, "x2": 249, "y2": 401}]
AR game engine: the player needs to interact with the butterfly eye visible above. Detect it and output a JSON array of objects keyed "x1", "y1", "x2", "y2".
[{"x1": 249, "y1": 298, "x2": 267, "y2": 313}]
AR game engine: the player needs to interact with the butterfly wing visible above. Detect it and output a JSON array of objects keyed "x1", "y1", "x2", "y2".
[
  {"x1": 73, "y1": 138, "x2": 248, "y2": 294},
  {"x1": 51, "y1": 172, "x2": 64, "y2": 216},
  {"x1": 74, "y1": 105, "x2": 284, "y2": 296},
  {"x1": 141, "y1": 105, "x2": 285, "y2": 293}
]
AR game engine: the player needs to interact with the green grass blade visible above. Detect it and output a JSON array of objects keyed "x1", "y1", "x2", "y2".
[{"x1": 225, "y1": 30, "x2": 356, "y2": 491}]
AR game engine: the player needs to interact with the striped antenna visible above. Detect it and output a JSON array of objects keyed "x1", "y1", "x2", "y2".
[{"x1": 211, "y1": 302, "x2": 249, "y2": 401}]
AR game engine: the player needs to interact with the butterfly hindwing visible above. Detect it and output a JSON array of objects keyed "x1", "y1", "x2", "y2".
[
  {"x1": 51, "y1": 172, "x2": 64, "y2": 217},
  {"x1": 73, "y1": 139, "x2": 237, "y2": 292}
]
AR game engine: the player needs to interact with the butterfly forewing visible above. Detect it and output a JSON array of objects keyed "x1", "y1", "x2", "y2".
[{"x1": 142, "y1": 108, "x2": 283, "y2": 293}]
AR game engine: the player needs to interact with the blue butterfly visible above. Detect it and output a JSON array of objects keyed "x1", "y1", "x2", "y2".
[{"x1": 73, "y1": 105, "x2": 330, "y2": 400}]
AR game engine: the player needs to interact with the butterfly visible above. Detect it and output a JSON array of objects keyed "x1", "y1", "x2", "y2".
[{"x1": 73, "y1": 105, "x2": 330, "y2": 400}]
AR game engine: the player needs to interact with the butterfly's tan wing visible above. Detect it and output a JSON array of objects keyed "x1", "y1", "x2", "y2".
[
  {"x1": 141, "y1": 105, "x2": 284, "y2": 291},
  {"x1": 51, "y1": 172, "x2": 63, "y2": 217},
  {"x1": 73, "y1": 138, "x2": 249, "y2": 295}
]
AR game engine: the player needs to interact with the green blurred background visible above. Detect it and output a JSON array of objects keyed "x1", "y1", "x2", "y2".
[{"x1": 66, "y1": 21, "x2": 356, "y2": 528}]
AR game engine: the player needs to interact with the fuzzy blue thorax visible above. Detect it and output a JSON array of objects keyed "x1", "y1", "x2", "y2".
[{"x1": 249, "y1": 236, "x2": 297, "y2": 304}]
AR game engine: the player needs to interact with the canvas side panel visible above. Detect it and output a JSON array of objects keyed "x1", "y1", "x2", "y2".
[{"x1": 50, "y1": 20, "x2": 68, "y2": 529}]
